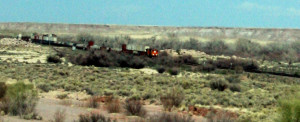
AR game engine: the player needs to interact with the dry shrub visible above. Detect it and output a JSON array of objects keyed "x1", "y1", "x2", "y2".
[
  {"x1": 106, "y1": 98, "x2": 121, "y2": 113},
  {"x1": 0, "y1": 82, "x2": 6, "y2": 100},
  {"x1": 59, "y1": 100, "x2": 72, "y2": 106},
  {"x1": 160, "y1": 86, "x2": 185, "y2": 111},
  {"x1": 148, "y1": 112, "x2": 194, "y2": 122},
  {"x1": 206, "y1": 109, "x2": 238, "y2": 122},
  {"x1": 124, "y1": 98, "x2": 147, "y2": 117},
  {"x1": 52, "y1": 109, "x2": 66, "y2": 122},
  {"x1": 79, "y1": 112, "x2": 115, "y2": 122},
  {"x1": 88, "y1": 96, "x2": 100, "y2": 108},
  {"x1": 47, "y1": 55, "x2": 62, "y2": 64},
  {"x1": 56, "y1": 94, "x2": 68, "y2": 100}
]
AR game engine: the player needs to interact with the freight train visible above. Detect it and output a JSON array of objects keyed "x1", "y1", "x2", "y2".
[{"x1": 19, "y1": 33, "x2": 159, "y2": 57}]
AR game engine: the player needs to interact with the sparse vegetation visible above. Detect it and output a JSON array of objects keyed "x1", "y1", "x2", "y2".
[
  {"x1": 87, "y1": 96, "x2": 100, "y2": 108},
  {"x1": 1, "y1": 33, "x2": 300, "y2": 122},
  {"x1": 160, "y1": 86, "x2": 185, "y2": 111},
  {"x1": 148, "y1": 112, "x2": 194, "y2": 122},
  {"x1": 277, "y1": 94, "x2": 300, "y2": 122},
  {"x1": 0, "y1": 82, "x2": 40, "y2": 120},
  {"x1": 79, "y1": 112, "x2": 115, "y2": 122},
  {"x1": 106, "y1": 98, "x2": 121, "y2": 113},
  {"x1": 52, "y1": 109, "x2": 66, "y2": 122},
  {"x1": 57, "y1": 94, "x2": 68, "y2": 100},
  {"x1": 206, "y1": 109, "x2": 237, "y2": 122}
]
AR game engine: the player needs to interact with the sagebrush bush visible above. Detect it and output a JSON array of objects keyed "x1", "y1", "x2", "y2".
[
  {"x1": 278, "y1": 98, "x2": 300, "y2": 122},
  {"x1": 79, "y1": 112, "x2": 114, "y2": 122},
  {"x1": 0, "y1": 82, "x2": 6, "y2": 100},
  {"x1": 124, "y1": 98, "x2": 147, "y2": 117},
  {"x1": 0, "y1": 82, "x2": 39, "y2": 119},
  {"x1": 37, "y1": 83, "x2": 53, "y2": 92},
  {"x1": 47, "y1": 55, "x2": 62, "y2": 63},
  {"x1": 160, "y1": 86, "x2": 185, "y2": 111},
  {"x1": 210, "y1": 79, "x2": 229, "y2": 91},
  {"x1": 148, "y1": 112, "x2": 194, "y2": 122},
  {"x1": 229, "y1": 84, "x2": 241, "y2": 92}
]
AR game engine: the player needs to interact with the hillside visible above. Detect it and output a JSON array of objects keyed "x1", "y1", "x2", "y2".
[{"x1": 0, "y1": 22, "x2": 300, "y2": 42}]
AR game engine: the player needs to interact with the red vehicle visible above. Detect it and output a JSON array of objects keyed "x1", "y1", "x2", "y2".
[{"x1": 121, "y1": 44, "x2": 158, "y2": 57}]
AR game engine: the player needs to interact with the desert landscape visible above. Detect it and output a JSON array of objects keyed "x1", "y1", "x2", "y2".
[{"x1": 0, "y1": 22, "x2": 300, "y2": 122}]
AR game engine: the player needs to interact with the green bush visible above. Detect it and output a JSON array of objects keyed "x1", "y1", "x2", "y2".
[
  {"x1": 210, "y1": 79, "x2": 229, "y2": 91},
  {"x1": 229, "y1": 84, "x2": 241, "y2": 92},
  {"x1": 0, "y1": 82, "x2": 39, "y2": 119},
  {"x1": 278, "y1": 99, "x2": 300, "y2": 122}
]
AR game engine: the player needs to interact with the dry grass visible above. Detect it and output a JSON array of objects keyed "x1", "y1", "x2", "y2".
[
  {"x1": 79, "y1": 112, "x2": 115, "y2": 122},
  {"x1": 59, "y1": 100, "x2": 72, "y2": 106},
  {"x1": 148, "y1": 112, "x2": 194, "y2": 122},
  {"x1": 106, "y1": 98, "x2": 121, "y2": 113},
  {"x1": 87, "y1": 96, "x2": 100, "y2": 108},
  {"x1": 51, "y1": 109, "x2": 66, "y2": 122}
]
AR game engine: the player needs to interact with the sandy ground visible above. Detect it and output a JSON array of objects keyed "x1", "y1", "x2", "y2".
[{"x1": 1, "y1": 98, "x2": 205, "y2": 122}]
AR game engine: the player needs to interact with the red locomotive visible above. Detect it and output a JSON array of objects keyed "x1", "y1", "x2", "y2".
[{"x1": 121, "y1": 44, "x2": 158, "y2": 57}]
